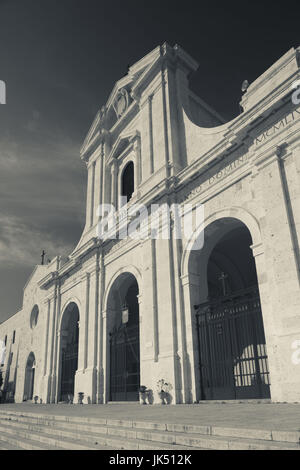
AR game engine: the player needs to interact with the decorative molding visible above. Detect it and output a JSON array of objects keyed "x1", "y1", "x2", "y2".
[{"x1": 113, "y1": 88, "x2": 130, "y2": 119}]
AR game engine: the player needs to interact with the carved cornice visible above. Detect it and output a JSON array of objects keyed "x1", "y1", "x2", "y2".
[{"x1": 38, "y1": 271, "x2": 58, "y2": 290}]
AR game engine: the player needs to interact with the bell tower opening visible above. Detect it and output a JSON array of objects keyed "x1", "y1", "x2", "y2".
[{"x1": 121, "y1": 161, "x2": 134, "y2": 203}]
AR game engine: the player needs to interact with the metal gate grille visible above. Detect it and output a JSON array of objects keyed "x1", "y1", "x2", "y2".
[
  {"x1": 110, "y1": 324, "x2": 140, "y2": 401},
  {"x1": 196, "y1": 287, "x2": 270, "y2": 400},
  {"x1": 60, "y1": 342, "x2": 78, "y2": 401}
]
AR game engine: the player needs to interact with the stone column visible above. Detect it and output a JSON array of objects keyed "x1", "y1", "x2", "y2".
[
  {"x1": 90, "y1": 161, "x2": 96, "y2": 228},
  {"x1": 171, "y1": 226, "x2": 195, "y2": 404},
  {"x1": 44, "y1": 296, "x2": 54, "y2": 403},
  {"x1": 102, "y1": 309, "x2": 108, "y2": 403},
  {"x1": 289, "y1": 142, "x2": 300, "y2": 243},
  {"x1": 98, "y1": 143, "x2": 104, "y2": 215},
  {"x1": 180, "y1": 273, "x2": 202, "y2": 403},
  {"x1": 110, "y1": 160, "x2": 118, "y2": 209},
  {"x1": 133, "y1": 138, "x2": 142, "y2": 190},
  {"x1": 45, "y1": 291, "x2": 56, "y2": 403},
  {"x1": 84, "y1": 273, "x2": 90, "y2": 370},
  {"x1": 43, "y1": 299, "x2": 51, "y2": 376},
  {"x1": 254, "y1": 147, "x2": 300, "y2": 401},
  {"x1": 153, "y1": 232, "x2": 179, "y2": 403},
  {"x1": 96, "y1": 250, "x2": 105, "y2": 403},
  {"x1": 54, "y1": 328, "x2": 63, "y2": 402},
  {"x1": 41, "y1": 299, "x2": 51, "y2": 402},
  {"x1": 85, "y1": 162, "x2": 93, "y2": 228},
  {"x1": 84, "y1": 264, "x2": 99, "y2": 404},
  {"x1": 50, "y1": 281, "x2": 61, "y2": 403},
  {"x1": 148, "y1": 94, "x2": 154, "y2": 175},
  {"x1": 140, "y1": 238, "x2": 158, "y2": 365}
]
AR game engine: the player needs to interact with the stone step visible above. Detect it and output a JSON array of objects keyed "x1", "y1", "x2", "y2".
[
  {"x1": 0, "y1": 409, "x2": 299, "y2": 445},
  {"x1": 0, "y1": 415, "x2": 298, "y2": 450},
  {"x1": 0, "y1": 422, "x2": 110, "y2": 450},
  {"x1": 0, "y1": 438, "x2": 23, "y2": 450},
  {"x1": 0, "y1": 430, "x2": 56, "y2": 450},
  {"x1": 0, "y1": 420, "x2": 195, "y2": 451},
  {"x1": 197, "y1": 399, "x2": 272, "y2": 404}
]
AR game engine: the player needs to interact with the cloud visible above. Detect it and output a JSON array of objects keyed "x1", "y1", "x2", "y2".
[
  {"x1": 0, "y1": 213, "x2": 76, "y2": 267},
  {"x1": 0, "y1": 103, "x2": 88, "y2": 319},
  {"x1": 0, "y1": 126, "x2": 86, "y2": 270},
  {"x1": 24, "y1": 109, "x2": 41, "y2": 132}
]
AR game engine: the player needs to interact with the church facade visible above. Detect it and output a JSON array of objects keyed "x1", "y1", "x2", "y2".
[{"x1": 1, "y1": 44, "x2": 300, "y2": 405}]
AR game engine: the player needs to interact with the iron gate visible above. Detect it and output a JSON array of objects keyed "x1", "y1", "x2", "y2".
[
  {"x1": 110, "y1": 323, "x2": 140, "y2": 401},
  {"x1": 196, "y1": 287, "x2": 270, "y2": 400},
  {"x1": 60, "y1": 342, "x2": 78, "y2": 401}
]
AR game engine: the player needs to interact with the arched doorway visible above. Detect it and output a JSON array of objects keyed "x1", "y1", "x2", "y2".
[
  {"x1": 189, "y1": 218, "x2": 270, "y2": 400},
  {"x1": 59, "y1": 302, "x2": 79, "y2": 402},
  {"x1": 107, "y1": 273, "x2": 140, "y2": 401},
  {"x1": 23, "y1": 352, "x2": 35, "y2": 401}
]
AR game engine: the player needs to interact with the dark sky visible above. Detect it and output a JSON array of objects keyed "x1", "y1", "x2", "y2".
[{"x1": 0, "y1": 0, "x2": 299, "y2": 321}]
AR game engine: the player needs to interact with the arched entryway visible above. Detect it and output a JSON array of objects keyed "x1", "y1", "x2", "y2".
[
  {"x1": 23, "y1": 352, "x2": 35, "y2": 401},
  {"x1": 187, "y1": 217, "x2": 270, "y2": 400},
  {"x1": 58, "y1": 302, "x2": 79, "y2": 402},
  {"x1": 106, "y1": 272, "x2": 140, "y2": 401}
]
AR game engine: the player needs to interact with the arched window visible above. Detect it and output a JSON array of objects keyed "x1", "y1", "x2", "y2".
[
  {"x1": 30, "y1": 305, "x2": 39, "y2": 329},
  {"x1": 121, "y1": 161, "x2": 134, "y2": 203}
]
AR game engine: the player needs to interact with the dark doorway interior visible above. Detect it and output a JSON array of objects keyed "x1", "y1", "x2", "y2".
[
  {"x1": 121, "y1": 161, "x2": 134, "y2": 203},
  {"x1": 60, "y1": 303, "x2": 79, "y2": 402},
  {"x1": 196, "y1": 225, "x2": 270, "y2": 400},
  {"x1": 23, "y1": 352, "x2": 35, "y2": 401},
  {"x1": 110, "y1": 278, "x2": 140, "y2": 401}
]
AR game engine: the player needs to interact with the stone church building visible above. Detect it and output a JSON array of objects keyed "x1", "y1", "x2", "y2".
[{"x1": 1, "y1": 44, "x2": 300, "y2": 405}]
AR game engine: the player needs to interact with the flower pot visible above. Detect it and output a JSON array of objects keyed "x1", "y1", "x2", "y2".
[
  {"x1": 158, "y1": 391, "x2": 166, "y2": 405},
  {"x1": 78, "y1": 392, "x2": 84, "y2": 405},
  {"x1": 140, "y1": 392, "x2": 147, "y2": 404}
]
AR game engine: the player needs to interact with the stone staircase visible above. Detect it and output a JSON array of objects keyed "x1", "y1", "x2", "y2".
[{"x1": 0, "y1": 409, "x2": 299, "y2": 450}]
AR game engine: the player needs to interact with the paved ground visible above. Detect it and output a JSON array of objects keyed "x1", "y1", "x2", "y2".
[{"x1": 1, "y1": 402, "x2": 300, "y2": 431}]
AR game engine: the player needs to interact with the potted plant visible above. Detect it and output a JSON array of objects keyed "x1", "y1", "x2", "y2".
[
  {"x1": 157, "y1": 379, "x2": 172, "y2": 405},
  {"x1": 78, "y1": 392, "x2": 84, "y2": 405},
  {"x1": 33, "y1": 395, "x2": 38, "y2": 404},
  {"x1": 139, "y1": 385, "x2": 148, "y2": 405}
]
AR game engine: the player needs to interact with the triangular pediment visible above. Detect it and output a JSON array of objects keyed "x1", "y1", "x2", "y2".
[
  {"x1": 80, "y1": 45, "x2": 163, "y2": 157},
  {"x1": 106, "y1": 45, "x2": 161, "y2": 110},
  {"x1": 107, "y1": 128, "x2": 140, "y2": 163}
]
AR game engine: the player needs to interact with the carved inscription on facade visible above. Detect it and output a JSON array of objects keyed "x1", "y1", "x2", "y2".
[
  {"x1": 179, "y1": 152, "x2": 249, "y2": 204},
  {"x1": 255, "y1": 106, "x2": 300, "y2": 146}
]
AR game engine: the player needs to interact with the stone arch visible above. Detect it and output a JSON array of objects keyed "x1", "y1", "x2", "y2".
[
  {"x1": 181, "y1": 207, "x2": 262, "y2": 278},
  {"x1": 103, "y1": 265, "x2": 142, "y2": 313},
  {"x1": 180, "y1": 208, "x2": 270, "y2": 402},
  {"x1": 59, "y1": 297, "x2": 81, "y2": 332}
]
